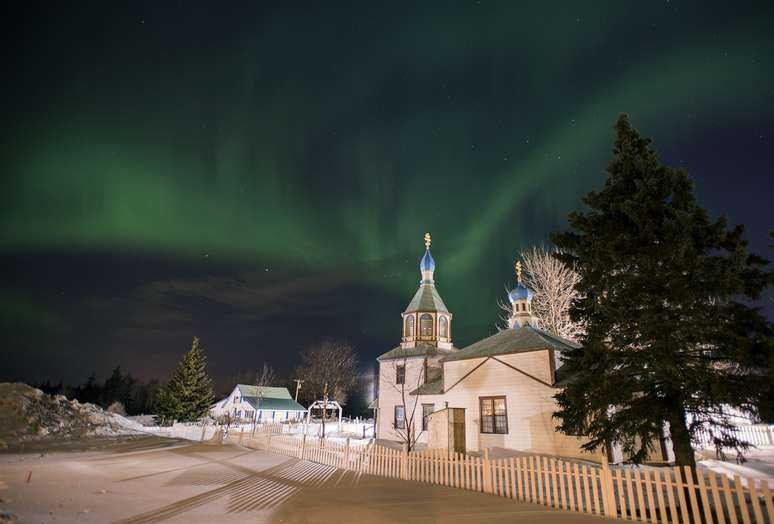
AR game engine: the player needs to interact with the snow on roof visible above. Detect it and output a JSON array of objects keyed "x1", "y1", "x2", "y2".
[{"x1": 235, "y1": 385, "x2": 293, "y2": 399}]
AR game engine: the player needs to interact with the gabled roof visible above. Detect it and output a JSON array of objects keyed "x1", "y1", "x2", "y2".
[
  {"x1": 441, "y1": 326, "x2": 580, "y2": 363},
  {"x1": 236, "y1": 385, "x2": 293, "y2": 400},
  {"x1": 377, "y1": 343, "x2": 458, "y2": 361},
  {"x1": 244, "y1": 397, "x2": 306, "y2": 411},
  {"x1": 404, "y1": 284, "x2": 449, "y2": 313}
]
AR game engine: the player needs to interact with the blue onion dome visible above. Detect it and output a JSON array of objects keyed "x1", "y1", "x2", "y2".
[
  {"x1": 508, "y1": 282, "x2": 532, "y2": 303},
  {"x1": 420, "y1": 249, "x2": 436, "y2": 272}
]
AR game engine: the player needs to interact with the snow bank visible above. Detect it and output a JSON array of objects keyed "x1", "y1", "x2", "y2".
[{"x1": 0, "y1": 382, "x2": 144, "y2": 449}]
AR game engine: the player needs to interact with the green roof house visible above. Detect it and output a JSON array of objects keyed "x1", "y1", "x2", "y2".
[{"x1": 211, "y1": 384, "x2": 307, "y2": 422}]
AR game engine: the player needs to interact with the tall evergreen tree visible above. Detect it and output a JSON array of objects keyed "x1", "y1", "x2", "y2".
[
  {"x1": 551, "y1": 114, "x2": 772, "y2": 468},
  {"x1": 155, "y1": 336, "x2": 214, "y2": 424}
]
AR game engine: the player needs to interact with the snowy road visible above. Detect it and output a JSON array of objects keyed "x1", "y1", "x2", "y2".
[{"x1": 0, "y1": 436, "x2": 605, "y2": 523}]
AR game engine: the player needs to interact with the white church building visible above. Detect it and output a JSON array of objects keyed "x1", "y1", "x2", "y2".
[{"x1": 374, "y1": 234, "x2": 606, "y2": 461}]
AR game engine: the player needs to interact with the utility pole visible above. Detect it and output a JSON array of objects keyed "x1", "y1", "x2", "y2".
[
  {"x1": 293, "y1": 378, "x2": 304, "y2": 402},
  {"x1": 321, "y1": 382, "x2": 328, "y2": 439}
]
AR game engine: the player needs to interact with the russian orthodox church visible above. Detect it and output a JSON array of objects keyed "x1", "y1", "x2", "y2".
[{"x1": 374, "y1": 233, "x2": 600, "y2": 459}]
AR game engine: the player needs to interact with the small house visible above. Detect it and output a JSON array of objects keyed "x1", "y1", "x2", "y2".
[{"x1": 211, "y1": 384, "x2": 306, "y2": 422}]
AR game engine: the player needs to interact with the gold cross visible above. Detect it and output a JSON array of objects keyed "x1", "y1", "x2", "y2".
[
  {"x1": 515, "y1": 260, "x2": 522, "y2": 283},
  {"x1": 424, "y1": 232, "x2": 432, "y2": 249}
]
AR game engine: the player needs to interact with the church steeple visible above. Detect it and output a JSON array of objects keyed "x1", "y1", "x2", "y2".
[
  {"x1": 507, "y1": 260, "x2": 537, "y2": 329},
  {"x1": 419, "y1": 232, "x2": 435, "y2": 283},
  {"x1": 400, "y1": 233, "x2": 453, "y2": 349}
]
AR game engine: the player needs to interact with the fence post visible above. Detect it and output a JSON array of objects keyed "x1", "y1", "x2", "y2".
[
  {"x1": 301, "y1": 434, "x2": 307, "y2": 460},
  {"x1": 483, "y1": 448, "x2": 492, "y2": 494},
  {"x1": 600, "y1": 456, "x2": 616, "y2": 518},
  {"x1": 401, "y1": 444, "x2": 409, "y2": 480},
  {"x1": 344, "y1": 437, "x2": 351, "y2": 470}
]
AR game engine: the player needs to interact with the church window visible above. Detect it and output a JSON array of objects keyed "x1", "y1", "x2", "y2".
[
  {"x1": 439, "y1": 316, "x2": 448, "y2": 337},
  {"x1": 422, "y1": 404, "x2": 434, "y2": 431},
  {"x1": 396, "y1": 365, "x2": 405, "y2": 385},
  {"x1": 480, "y1": 396, "x2": 508, "y2": 434},
  {"x1": 394, "y1": 405, "x2": 405, "y2": 429},
  {"x1": 404, "y1": 316, "x2": 415, "y2": 337},
  {"x1": 420, "y1": 313, "x2": 433, "y2": 336}
]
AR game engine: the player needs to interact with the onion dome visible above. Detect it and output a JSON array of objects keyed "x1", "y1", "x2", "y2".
[
  {"x1": 405, "y1": 232, "x2": 448, "y2": 311},
  {"x1": 508, "y1": 260, "x2": 533, "y2": 303},
  {"x1": 420, "y1": 249, "x2": 436, "y2": 272},
  {"x1": 508, "y1": 282, "x2": 533, "y2": 303},
  {"x1": 419, "y1": 232, "x2": 436, "y2": 284}
]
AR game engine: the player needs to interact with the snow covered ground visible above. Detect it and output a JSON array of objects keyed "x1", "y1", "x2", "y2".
[
  {"x1": 0, "y1": 437, "x2": 602, "y2": 523},
  {"x1": 698, "y1": 445, "x2": 774, "y2": 487}
]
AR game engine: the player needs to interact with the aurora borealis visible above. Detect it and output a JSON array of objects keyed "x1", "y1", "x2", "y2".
[{"x1": 2, "y1": 1, "x2": 772, "y2": 386}]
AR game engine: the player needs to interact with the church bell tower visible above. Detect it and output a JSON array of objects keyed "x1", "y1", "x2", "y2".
[{"x1": 400, "y1": 233, "x2": 453, "y2": 350}]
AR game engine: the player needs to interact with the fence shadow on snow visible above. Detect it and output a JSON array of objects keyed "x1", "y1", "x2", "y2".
[{"x1": 233, "y1": 428, "x2": 774, "y2": 524}]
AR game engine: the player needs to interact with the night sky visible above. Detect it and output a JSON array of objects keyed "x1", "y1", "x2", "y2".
[{"x1": 2, "y1": 1, "x2": 772, "y2": 388}]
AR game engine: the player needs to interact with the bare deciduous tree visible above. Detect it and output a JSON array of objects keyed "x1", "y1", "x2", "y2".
[
  {"x1": 255, "y1": 363, "x2": 277, "y2": 387},
  {"x1": 498, "y1": 245, "x2": 584, "y2": 341},
  {"x1": 295, "y1": 340, "x2": 358, "y2": 436},
  {"x1": 381, "y1": 357, "x2": 426, "y2": 452}
]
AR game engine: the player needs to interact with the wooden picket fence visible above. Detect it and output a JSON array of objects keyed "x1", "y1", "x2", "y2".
[
  {"x1": 693, "y1": 425, "x2": 774, "y2": 449},
  {"x1": 236, "y1": 430, "x2": 774, "y2": 523}
]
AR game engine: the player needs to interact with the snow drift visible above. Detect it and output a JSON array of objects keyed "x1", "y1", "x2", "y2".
[{"x1": 0, "y1": 382, "x2": 144, "y2": 448}]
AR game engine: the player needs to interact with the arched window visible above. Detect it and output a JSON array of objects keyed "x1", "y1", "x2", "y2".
[
  {"x1": 404, "y1": 315, "x2": 415, "y2": 337},
  {"x1": 420, "y1": 313, "x2": 433, "y2": 337},
  {"x1": 439, "y1": 316, "x2": 448, "y2": 338}
]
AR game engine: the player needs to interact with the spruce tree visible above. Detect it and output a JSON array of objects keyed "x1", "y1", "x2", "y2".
[
  {"x1": 551, "y1": 114, "x2": 772, "y2": 468},
  {"x1": 154, "y1": 336, "x2": 214, "y2": 424}
]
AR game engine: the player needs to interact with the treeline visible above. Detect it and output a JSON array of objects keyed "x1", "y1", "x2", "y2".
[{"x1": 37, "y1": 366, "x2": 160, "y2": 416}]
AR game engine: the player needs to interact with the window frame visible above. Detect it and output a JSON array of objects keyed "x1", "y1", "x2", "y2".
[
  {"x1": 439, "y1": 315, "x2": 448, "y2": 337},
  {"x1": 420, "y1": 313, "x2": 433, "y2": 337},
  {"x1": 479, "y1": 396, "x2": 508, "y2": 435},
  {"x1": 422, "y1": 403, "x2": 434, "y2": 431},
  {"x1": 396, "y1": 365, "x2": 405, "y2": 385},
  {"x1": 394, "y1": 405, "x2": 406, "y2": 429},
  {"x1": 404, "y1": 315, "x2": 415, "y2": 337}
]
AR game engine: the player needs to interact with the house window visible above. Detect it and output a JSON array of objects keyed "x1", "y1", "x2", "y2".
[
  {"x1": 233, "y1": 396, "x2": 239, "y2": 404},
  {"x1": 420, "y1": 313, "x2": 433, "y2": 336},
  {"x1": 244, "y1": 410, "x2": 254, "y2": 419},
  {"x1": 394, "y1": 405, "x2": 405, "y2": 429},
  {"x1": 439, "y1": 316, "x2": 448, "y2": 337},
  {"x1": 396, "y1": 365, "x2": 405, "y2": 385},
  {"x1": 480, "y1": 396, "x2": 508, "y2": 434},
  {"x1": 404, "y1": 315, "x2": 415, "y2": 337},
  {"x1": 422, "y1": 404, "x2": 434, "y2": 431}
]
